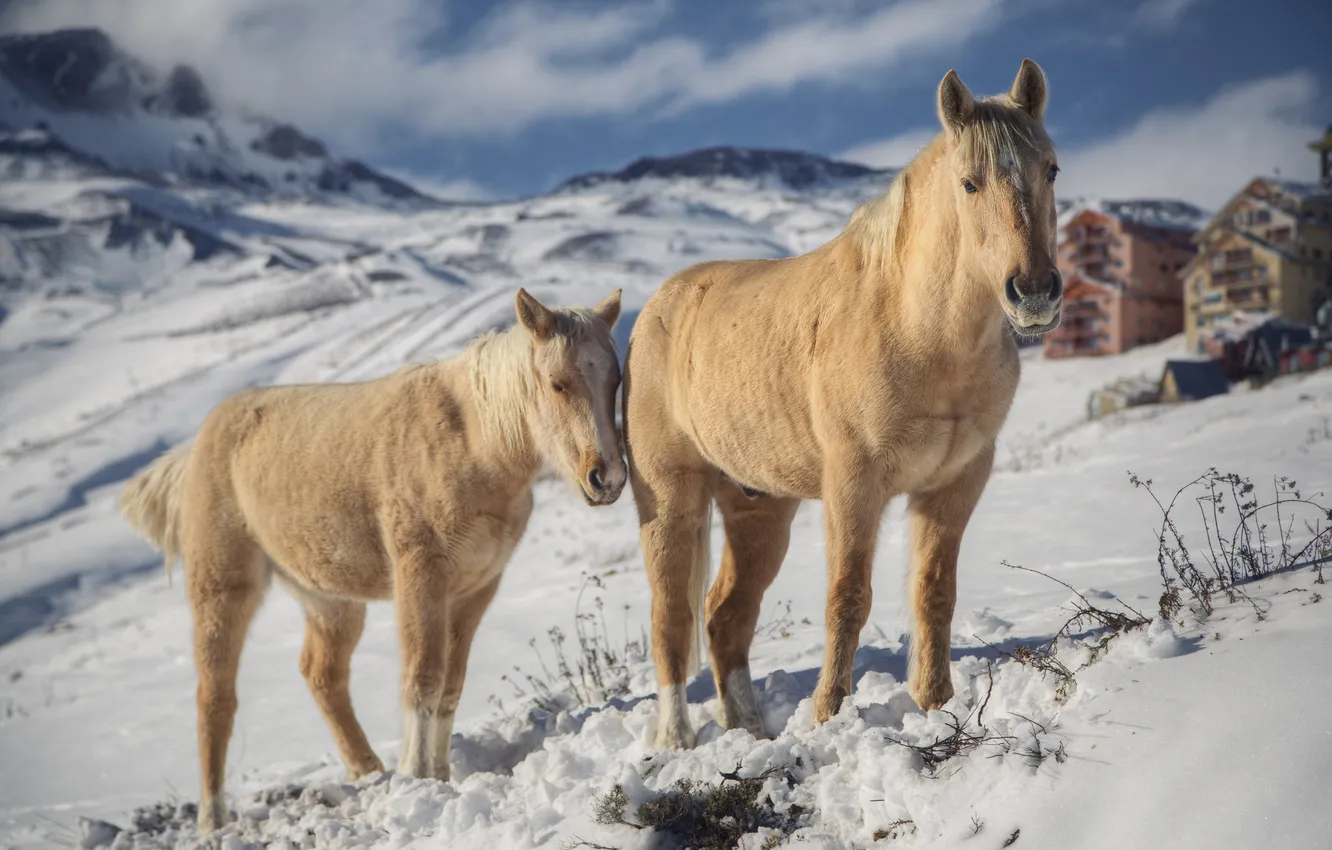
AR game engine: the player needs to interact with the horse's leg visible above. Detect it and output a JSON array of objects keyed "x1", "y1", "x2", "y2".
[
  {"x1": 631, "y1": 455, "x2": 716, "y2": 749},
  {"x1": 431, "y1": 573, "x2": 503, "y2": 778},
  {"x1": 813, "y1": 450, "x2": 892, "y2": 723},
  {"x1": 391, "y1": 540, "x2": 451, "y2": 779},
  {"x1": 187, "y1": 539, "x2": 268, "y2": 833},
  {"x1": 295, "y1": 590, "x2": 383, "y2": 778},
  {"x1": 906, "y1": 446, "x2": 994, "y2": 711},
  {"x1": 708, "y1": 482, "x2": 799, "y2": 736}
]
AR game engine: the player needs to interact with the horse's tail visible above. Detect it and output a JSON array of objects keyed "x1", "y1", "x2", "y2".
[
  {"x1": 686, "y1": 501, "x2": 713, "y2": 678},
  {"x1": 119, "y1": 443, "x2": 192, "y2": 585}
]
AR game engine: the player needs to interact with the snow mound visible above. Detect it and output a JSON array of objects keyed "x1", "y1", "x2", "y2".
[{"x1": 69, "y1": 577, "x2": 1332, "y2": 850}]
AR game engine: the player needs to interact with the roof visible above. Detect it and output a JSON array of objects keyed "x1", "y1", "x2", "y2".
[
  {"x1": 1063, "y1": 274, "x2": 1120, "y2": 298},
  {"x1": 1202, "y1": 310, "x2": 1278, "y2": 342},
  {"x1": 1058, "y1": 199, "x2": 1206, "y2": 234},
  {"x1": 1095, "y1": 375, "x2": 1159, "y2": 399},
  {"x1": 1183, "y1": 226, "x2": 1332, "y2": 277},
  {"x1": 1248, "y1": 320, "x2": 1314, "y2": 356},
  {"x1": 1264, "y1": 179, "x2": 1332, "y2": 202},
  {"x1": 1161, "y1": 359, "x2": 1229, "y2": 399},
  {"x1": 1193, "y1": 177, "x2": 1332, "y2": 246}
]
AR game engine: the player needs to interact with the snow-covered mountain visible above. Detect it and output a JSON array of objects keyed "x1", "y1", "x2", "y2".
[
  {"x1": 558, "y1": 145, "x2": 894, "y2": 191},
  {"x1": 0, "y1": 28, "x2": 433, "y2": 205}
]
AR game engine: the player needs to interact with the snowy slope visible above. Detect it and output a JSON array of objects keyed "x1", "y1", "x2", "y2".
[{"x1": 1, "y1": 355, "x2": 1329, "y2": 849}]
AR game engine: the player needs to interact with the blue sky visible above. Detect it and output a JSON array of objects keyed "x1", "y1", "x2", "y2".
[{"x1": 4, "y1": 0, "x2": 1330, "y2": 205}]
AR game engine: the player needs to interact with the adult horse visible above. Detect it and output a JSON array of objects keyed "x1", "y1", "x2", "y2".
[
  {"x1": 624, "y1": 60, "x2": 1061, "y2": 748},
  {"x1": 121, "y1": 288, "x2": 625, "y2": 831}
]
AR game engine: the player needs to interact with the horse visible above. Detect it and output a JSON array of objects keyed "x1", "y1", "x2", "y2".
[
  {"x1": 120, "y1": 287, "x2": 625, "y2": 832},
  {"x1": 623, "y1": 60, "x2": 1061, "y2": 749}
]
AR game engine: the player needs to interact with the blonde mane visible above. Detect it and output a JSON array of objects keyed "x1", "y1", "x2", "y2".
[
  {"x1": 844, "y1": 94, "x2": 1054, "y2": 277},
  {"x1": 464, "y1": 307, "x2": 611, "y2": 452}
]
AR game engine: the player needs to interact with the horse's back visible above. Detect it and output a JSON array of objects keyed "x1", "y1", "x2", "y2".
[{"x1": 182, "y1": 378, "x2": 411, "y2": 599}]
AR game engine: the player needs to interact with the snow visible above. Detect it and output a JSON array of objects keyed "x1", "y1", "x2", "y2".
[{"x1": 4, "y1": 99, "x2": 1332, "y2": 849}]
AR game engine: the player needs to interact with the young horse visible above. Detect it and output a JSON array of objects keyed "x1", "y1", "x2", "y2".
[
  {"x1": 121, "y1": 288, "x2": 625, "y2": 832},
  {"x1": 624, "y1": 60, "x2": 1062, "y2": 748}
]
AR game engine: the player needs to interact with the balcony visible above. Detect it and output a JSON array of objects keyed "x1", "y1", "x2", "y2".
[
  {"x1": 1073, "y1": 261, "x2": 1115, "y2": 280},
  {"x1": 1210, "y1": 249, "x2": 1255, "y2": 270},
  {"x1": 1212, "y1": 265, "x2": 1268, "y2": 287},
  {"x1": 1063, "y1": 226, "x2": 1114, "y2": 244},
  {"x1": 1197, "y1": 295, "x2": 1231, "y2": 315},
  {"x1": 1227, "y1": 286, "x2": 1270, "y2": 309},
  {"x1": 1055, "y1": 317, "x2": 1101, "y2": 340},
  {"x1": 1062, "y1": 243, "x2": 1113, "y2": 262},
  {"x1": 1062, "y1": 301, "x2": 1100, "y2": 319}
]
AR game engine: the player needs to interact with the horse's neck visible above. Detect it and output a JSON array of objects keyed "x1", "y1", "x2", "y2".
[{"x1": 891, "y1": 161, "x2": 1007, "y2": 352}]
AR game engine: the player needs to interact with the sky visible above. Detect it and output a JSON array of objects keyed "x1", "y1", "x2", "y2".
[{"x1": 1, "y1": 0, "x2": 1329, "y2": 206}]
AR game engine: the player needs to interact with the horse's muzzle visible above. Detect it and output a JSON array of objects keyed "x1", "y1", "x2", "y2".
[
  {"x1": 1003, "y1": 270, "x2": 1063, "y2": 335},
  {"x1": 581, "y1": 458, "x2": 626, "y2": 506}
]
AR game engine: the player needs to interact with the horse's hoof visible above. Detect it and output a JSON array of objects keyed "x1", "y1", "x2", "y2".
[
  {"x1": 812, "y1": 685, "x2": 849, "y2": 724},
  {"x1": 909, "y1": 676, "x2": 954, "y2": 712},
  {"x1": 196, "y1": 796, "x2": 228, "y2": 835},
  {"x1": 654, "y1": 718, "x2": 697, "y2": 750},
  {"x1": 348, "y1": 755, "x2": 385, "y2": 780}
]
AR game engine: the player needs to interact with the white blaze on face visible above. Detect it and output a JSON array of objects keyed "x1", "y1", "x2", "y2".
[{"x1": 997, "y1": 147, "x2": 1032, "y2": 228}]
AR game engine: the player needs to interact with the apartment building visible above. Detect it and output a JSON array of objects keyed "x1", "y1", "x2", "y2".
[
  {"x1": 1183, "y1": 172, "x2": 1332, "y2": 352},
  {"x1": 1043, "y1": 206, "x2": 1196, "y2": 358}
]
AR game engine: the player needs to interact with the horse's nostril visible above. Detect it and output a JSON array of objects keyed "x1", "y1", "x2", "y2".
[
  {"x1": 1004, "y1": 276, "x2": 1021, "y2": 307},
  {"x1": 1049, "y1": 270, "x2": 1063, "y2": 300},
  {"x1": 588, "y1": 466, "x2": 604, "y2": 492}
]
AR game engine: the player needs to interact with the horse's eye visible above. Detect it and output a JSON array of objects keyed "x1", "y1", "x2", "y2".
[
  {"x1": 551, "y1": 381, "x2": 565, "y2": 394},
  {"x1": 1047, "y1": 165, "x2": 1059, "y2": 183},
  {"x1": 962, "y1": 179, "x2": 978, "y2": 194}
]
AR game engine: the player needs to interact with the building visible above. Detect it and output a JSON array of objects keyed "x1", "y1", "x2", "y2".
[
  {"x1": 1182, "y1": 135, "x2": 1332, "y2": 352},
  {"x1": 1310, "y1": 125, "x2": 1332, "y2": 188},
  {"x1": 1158, "y1": 359, "x2": 1229, "y2": 404},
  {"x1": 1086, "y1": 375, "x2": 1160, "y2": 420},
  {"x1": 1044, "y1": 207, "x2": 1197, "y2": 358}
]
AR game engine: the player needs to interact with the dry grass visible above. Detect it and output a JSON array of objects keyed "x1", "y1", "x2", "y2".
[
  {"x1": 584, "y1": 765, "x2": 804, "y2": 849},
  {"x1": 1130, "y1": 469, "x2": 1332, "y2": 618},
  {"x1": 492, "y1": 574, "x2": 647, "y2": 715}
]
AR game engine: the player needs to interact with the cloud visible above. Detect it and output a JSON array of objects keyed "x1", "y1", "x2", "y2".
[
  {"x1": 839, "y1": 127, "x2": 938, "y2": 169},
  {"x1": 0, "y1": 0, "x2": 1002, "y2": 154},
  {"x1": 1058, "y1": 71, "x2": 1322, "y2": 209},
  {"x1": 1130, "y1": 0, "x2": 1203, "y2": 32},
  {"x1": 835, "y1": 71, "x2": 1323, "y2": 209}
]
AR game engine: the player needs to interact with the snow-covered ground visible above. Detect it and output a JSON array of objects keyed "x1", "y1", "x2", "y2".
[
  {"x1": 1, "y1": 346, "x2": 1329, "y2": 848},
  {"x1": 2, "y1": 34, "x2": 1328, "y2": 844},
  {"x1": 4, "y1": 266, "x2": 1331, "y2": 849}
]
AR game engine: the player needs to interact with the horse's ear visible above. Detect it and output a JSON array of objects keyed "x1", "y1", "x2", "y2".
[
  {"x1": 937, "y1": 69, "x2": 974, "y2": 138},
  {"x1": 515, "y1": 288, "x2": 556, "y2": 341},
  {"x1": 595, "y1": 288, "x2": 622, "y2": 329},
  {"x1": 1009, "y1": 58, "x2": 1047, "y2": 121}
]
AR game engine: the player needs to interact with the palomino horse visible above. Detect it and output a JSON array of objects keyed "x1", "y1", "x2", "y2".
[
  {"x1": 624, "y1": 60, "x2": 1061, "y2": 748},
  {"x1": 121, "y1": 288, "x2": 625, "y2": 832}
]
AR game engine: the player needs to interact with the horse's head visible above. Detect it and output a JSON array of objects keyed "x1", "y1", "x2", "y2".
[
  {"x1": 938, "y1": 59, "x2": 1061, "y2": 336},
  {"x1": 514, "y1": 287, "x2": 626, "y2": 506}
]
